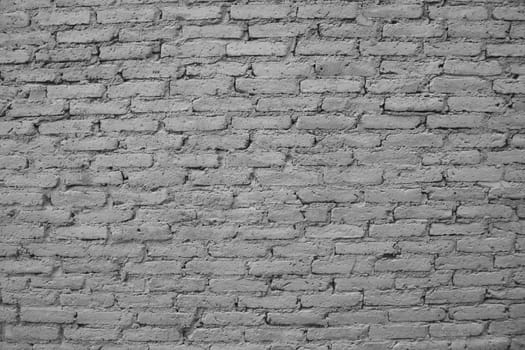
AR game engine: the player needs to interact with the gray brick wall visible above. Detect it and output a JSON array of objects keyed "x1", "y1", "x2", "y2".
[{"x1": 1, "y1": 0, "x2": 525, "y2": 348}]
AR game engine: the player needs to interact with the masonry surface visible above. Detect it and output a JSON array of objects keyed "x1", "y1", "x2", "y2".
[{"x1": 0, "y1": 0, "x2": 525, "y2": 348}]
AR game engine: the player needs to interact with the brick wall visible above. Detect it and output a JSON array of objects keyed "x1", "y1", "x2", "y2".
[{"x1": 1, "y1": 0, "x2": 525, "y2": 348}]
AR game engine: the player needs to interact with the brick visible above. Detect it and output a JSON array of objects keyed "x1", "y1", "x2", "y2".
[
  {"x1": 54, "y1": 225, "x2": 107, "y2": 240},
  {"x1": 101, "y1": 118, "x2": 158, "y2": 132},
  {"x1": 249, "y1": 23, "x2": 310, "y2": 38},
  {"x1": 0, "y1": 259, "x2": 54, "y2": 274},
  {"x1": 63, "y1": 171, "x2": 122, "y2": 186},
  {"x1": 323, "y1": 96, "x2": 383, "y2": 112},
  {"x1": 337, "y1": 242, "x2": 395, "y2": 256},
  {"x1": 302, "y1": 292, "x2": 362, "y2": 308},
  {"x1": 57, "y1": 27, "x2": 116, "y2": 43},
  {"x1": 297, "y1": 115, "x2": 356, "y2": 129},
  {"x1": 172, "y1": 153, "x2": 219, "y2": 168},
  {"x1": 97, "y1": 7, "x2": 158, "y2": 23},
  {"x1": 427, "y1": 114, "x2": 486, "y2": 129},
  {"x1": 34, "y1": 9, "x2": 90, "y2": 25},
  {"x1": 165, "y1": 115, "x2": 226, "y2": 131},
  {"x1": 493, "y1": 7, "x2": 525, "y2": 20},
  {"x1": 93, "y1": 154, "x2": 153, "y2": 168},
  {"x1": 365, "y1": 290, "x2": 423, "y2": 306},
  {"x1": 370, "y1": 323, "x2": 428, "y2": 340},
  {"x1": 370, "y1": 222, "x2": 426, "y2": 238},
  {"x1": 227, "y1": 41, "x2": 289, "y2": 56},
  {"x1": 389, "y1": 308, "x2": 446, "y2": 322},
  {"x1": 457, "y1": 238, "x2": 514, "y2": 253},
  {"x1": 325, "y1": 167, "x2": 383, "y2": 185},
  {"x1": 230, "y1": 4, "x2": 293, "y2": 19},
  {"x1": 0, "y1": 155, "x2": 27, "y2": 169},
  {"x1": 384, "y1": 23, "x2": 443, "y2": 38},
  {"x1": 131, "y1": 99, "x2": 190, "y2": 113},
  {"x1": 172, "y1": 78, "x2": 232, "y2": 95},
  {"x1": 447, "y1": 166, "x2": 503, "y2": 182},
  {"x1": 366, "y1": 78, "x2": 422, "y2": 94},
  {"x1": 61, "y1": 64, "x2": 118, "y2": 81},
  {"x1": 5, "y1": 173, "x2": 58, "y2": 188},
  {"x1": 332, "y1": 205, "x2": 390, "y2": 223},
  {"x1": 307, "y1": 326, "x2": 367, "y2": 341},
  {"x1": 384, "y1": 133, "x2": 444, "y2": 148},
  {"x1": 77, "y1": 310, "x2": 132, "y2": 326},
  {"x1": 487, "y1": 44, "x2": 525, "y2": 57},
  {"x1": 448, "y1": 133, "x2": 506, "y2": 148},
  {"x1": 2, "y1": 69, "x2": 55, "y2": 84},
  {"x1": 194, "y1": 97, "x2": 251, "y2": 111},
  {"x1": 252, "y1": 61, "x2": 314, "y2": 77},
  {"x1": 494, "y1": 78, "x2": 525, "y2": 94},
  {"x1": 0, "y1": 191, "x2": 43, "y2": 206},
  {"x1": 457, "y1": 204, "x2": 513, "y2": 219},
  {"x1": 226, "y1": 151, "x2": 285, "y2": 167},
  {"x1": 7, "y1": 100, "x2": 66, "y2": 117},
  {"x1": 454, "y1": 271, "x2": 510, "y2": 287},
  {"x1": 187, "y1": 62, "x2": 248, "y2": 77},
  {"x1": 361, "y1": 41, "x2": 419, "y2": 56},
  {"x1": 488, "y1": 150, "x2": 525, "y2": 165},
  {"x1": 188, "y1": 328, "x2": 241, "y2": 343},
  {"x1": 21, "y1": 307, "x2": 75, "y2": 323},
  {"x1": 99, "y1": 43, "x2": 154, "y2": 60},
  {"x1": 301, "y1": 79, "x2": 361, "y2": 93},
  {"x1": 256, "y1": 169, "x2": 320, "y2": 186},
  {"x1": 120, "y1": 26, "x2": 179, "y2": 42},
  {"x1": 364, "y1": 5, "x2": 422, "y2": 18},
  {"x1": 427, "y1": 287, "x2": 485, "y2": 305},
  {"x1": 429, "y1": 6, "x2": 488, "y2": 20},
  {"x1": 257, "y1": 97, "x2": 319, "y2": 111},
  {"x1": 236, "y1": 78, "x2": 297, "y2": 94},
  {"x1": 448, "y1": 21, "x2": 509, "y2": 38},
  {"x1": 385, "y1": 96, "x2": 444, "y2": 112},
  {"x1": 0, "y1": 11, "x2": 29, "y2": 28},
  {"x1": 122, "y1": 62, "x2": 182, "y2": 79},
  {"x1": 108, "y1": 81, "x2": 166, "y2": 98},
  {"x1": 37, "y1": 47, "x2": 94, "y2": 62},
  {"x1": 192, "y1": 169, "x2": 251, "y2": 186},
  {"x1": 0, "y1": 32, "x2": 51, "y2": 47},
  {"x1": 296, "y1": 151, "x2": 353, "y2": 167},
  {"x1": 39, "y1": 120, "x2": 92, "y2": 134},
  {"x1": 320, "y1": 23, "x2": 376, "y2": 38},
  {"x1": 47, "y1": 84, "x2": 105, "y2": 99},
  {"x1": 162, "y1": 6, "x2": 221, "y2": 20},
  {"x1": 296, "y1": 39, "x2": 357, "y2": 56},
  {"x1": 444, "y1": 60, "x2": 502, "y2": 76},
  {"x1": 375, "y1": 258, "x2": 432, "y2": 272},
  {"x1": 362, "y1": 115, "x2": 423, "y2": 129},
  {"x1": 430, "y1": 76, "x2": 490, "y2": 94},
  {"x1": 448, "y1": 97, "x2": 505, "y2": 112},
  {"x1": 268, "y1": 311, "x2": 324, "y2": 326},
  {"x1": 305, "y1": 224, "x2": 363, "y2": 239},
  {"x1": 162, "y1": 40, "x2": 225, "y2": 58},
  {"x1": 430, "y1": 323, "x2": 484, "y2": 338},
  {"x1": 5, "y1": 325, "x2": 59, "y2": 342},
  {"x1": 186, "y1": 260, "x2": 246, "y2": 275},
  {"x1": 424, "y1": 42, "x2": 482, "y2": 56},
  {"x1": 430, "y1": 223, "x2": 485, "y2": 236},
  {"x1": 436, "y1": 255, "x2": 492, "y2": 270},
  {"x1": 124, "y1": 261, "x2": 182, "y2": 275},
  {"x1": 51, "y1": 191, "x2": 106, "y2": 208},
  {"x1": 298, "y1": 4, "x2": 357, "y2": 18}
]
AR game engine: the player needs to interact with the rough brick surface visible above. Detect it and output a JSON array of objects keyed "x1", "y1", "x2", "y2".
[{"x1": 1, "y1": 0, "x2": 525, "y2": 348}]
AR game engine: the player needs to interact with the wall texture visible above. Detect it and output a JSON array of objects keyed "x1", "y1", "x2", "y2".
[{"x1": 1, "y1": 0, "x2": 525, "y2": 348}]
